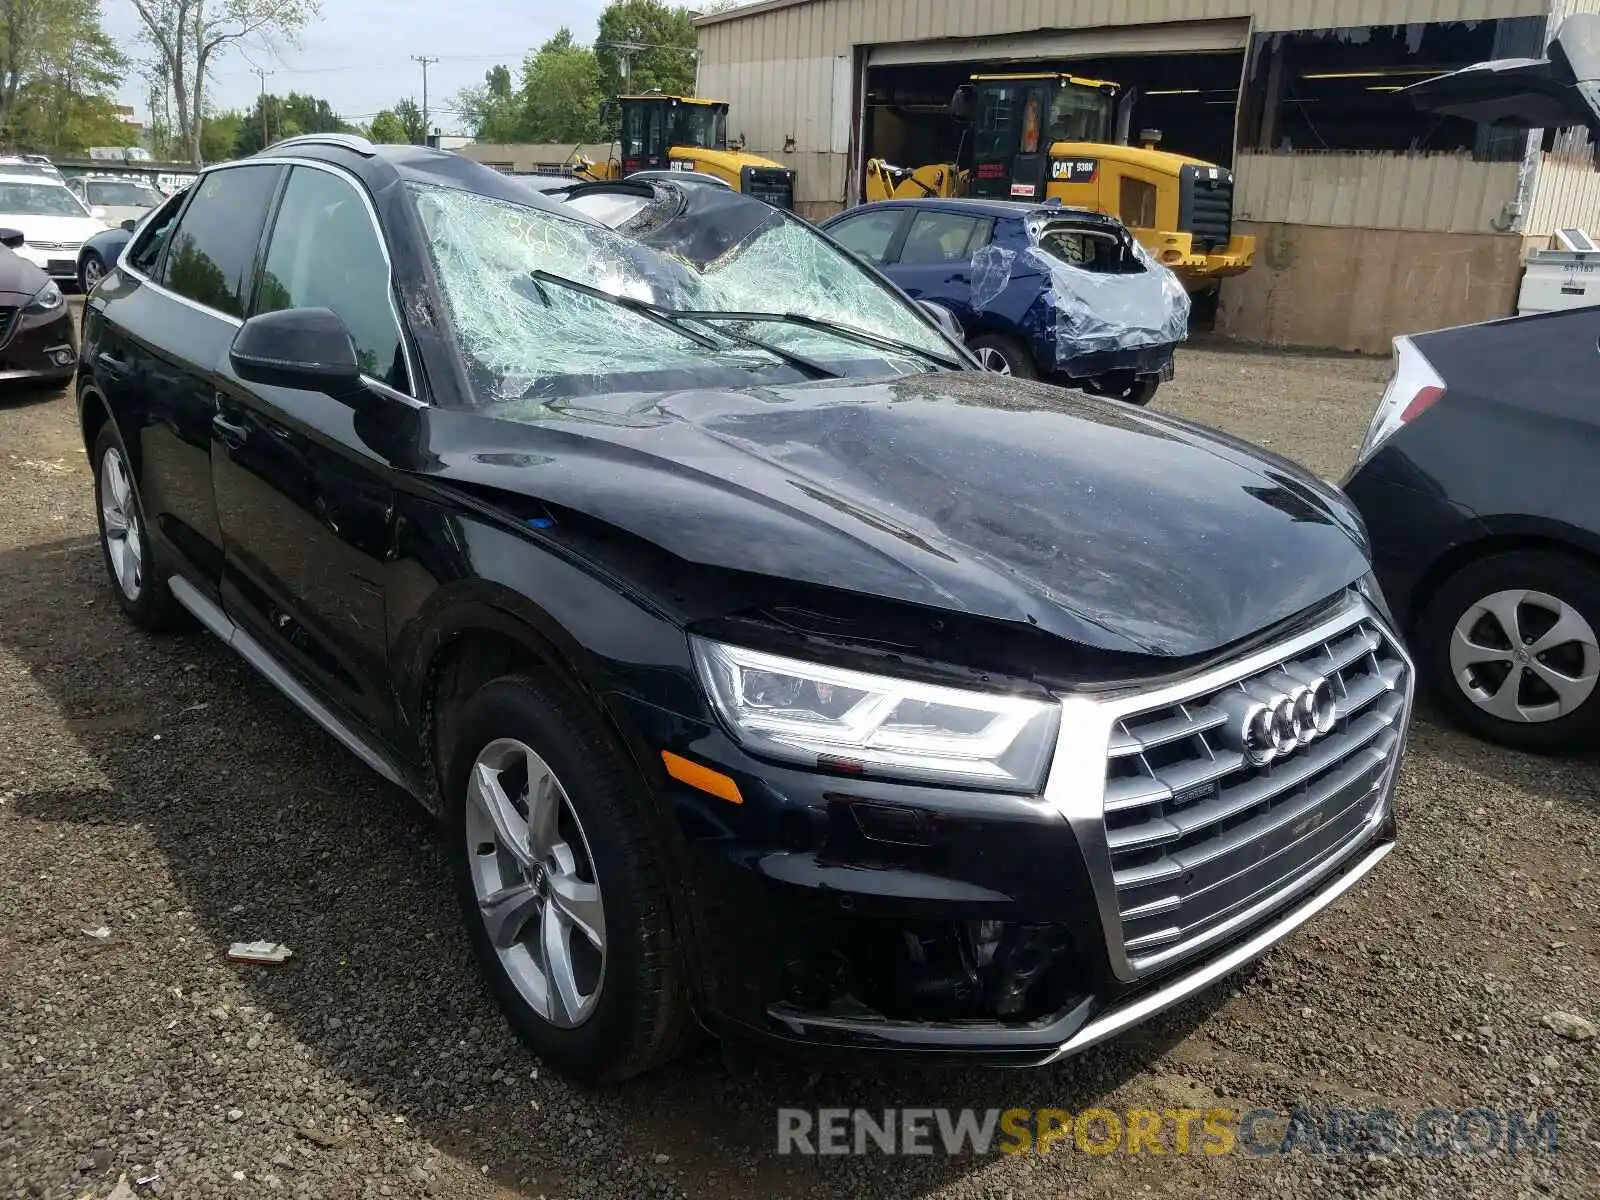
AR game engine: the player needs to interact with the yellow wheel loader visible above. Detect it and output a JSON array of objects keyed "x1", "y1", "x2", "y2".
[
  {"x1": 570, "y1": 94, "x2": 797, "y2": 209},
  {"x1": 865, "y1": 73, "x2": 1254, "y2": 292}
]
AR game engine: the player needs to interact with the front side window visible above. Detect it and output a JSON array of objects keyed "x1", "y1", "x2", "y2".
[
  {"x1": 254, "y1": 166, "x2": 407, "y2": 390},
  {"x1": 975, "y1": 85, "x2": 1022, "y2": 159},
  {"x1": 0, "y1": 182, "x2": 91, "y2": 217},
  {"x1": 410, "y1": 182, "x2": 951, "y2": 410},
  {"x1": 125, "y1": 190, "x2": 187, "y2": 275},
  {"x1": 159, "y1": 164, "x2": 282, "y2": 317}
]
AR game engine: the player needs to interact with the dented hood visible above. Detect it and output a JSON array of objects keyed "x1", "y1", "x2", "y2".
[{"x1": 416, "y1": 372, "x2": 1371, "y2": 658}]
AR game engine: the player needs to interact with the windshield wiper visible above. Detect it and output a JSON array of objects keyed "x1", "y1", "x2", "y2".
[
  {"x1": 530, "y1": 269, "x2": 841, "y2": 380},
  {"x1": 670, "y1": 309, "x2": 966, "y2": 371},
  {"x1": 529, "y1": 269, "x2": 720, "y2": 349}
]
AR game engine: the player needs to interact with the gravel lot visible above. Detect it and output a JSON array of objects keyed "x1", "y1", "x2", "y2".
[{"x1": 2, "y1": 327, "x2": 1596, "y2": 1199}]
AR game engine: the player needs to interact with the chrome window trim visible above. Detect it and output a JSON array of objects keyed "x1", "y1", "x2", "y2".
[
  {"x1": 1040, "y1": 593, "x2": 1414, "y2": 983},
  {"x1": 115, "y1": 157, "x2": 421, "y2": 401}
]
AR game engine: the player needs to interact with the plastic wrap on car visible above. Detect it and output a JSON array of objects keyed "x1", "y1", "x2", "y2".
[
  {"x1": 967, "y1": 214, "x2": 1189, "y2": 375},
  {"x1": 970, "y1": 244, "x2": 1017, "y2": 311},
  {"x1": 1031, "y1": 241, "x2": 1189, "y2": 372}
]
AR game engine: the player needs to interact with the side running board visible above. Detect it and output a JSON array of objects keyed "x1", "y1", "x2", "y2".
[{"x1": 167, "y1": 575, "x2": 410, "y2": 792}]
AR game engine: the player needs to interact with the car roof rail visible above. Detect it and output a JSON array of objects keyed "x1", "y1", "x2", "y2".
[{"x1": 264, "y1": 133, "x2": 377, "y2": 158}]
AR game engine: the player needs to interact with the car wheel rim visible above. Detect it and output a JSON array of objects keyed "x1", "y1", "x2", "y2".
[
  {"x1": 1449, "y1": 588, "x2": 1599, "y2": 723},
  {"x1": 975, "y1": 346, "x2": 1012, "y2": 374},
  {"x1": 99, "y1": 446, "x2": 143, "y2": 602},
  {"x1": 465, "y1": 737, "x2": 605, "y2": 1029},
  {"x1": 84, "y1": 259, "x2": 103, "y2": 288}
]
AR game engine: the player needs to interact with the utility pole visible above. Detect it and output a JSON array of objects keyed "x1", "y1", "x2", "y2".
[
  {"x1": 412, "y1": 55, "x2": 439, "y2": 145},
  {"x1": 252, "y1": 67, "x2": 273, "y2": 148}
]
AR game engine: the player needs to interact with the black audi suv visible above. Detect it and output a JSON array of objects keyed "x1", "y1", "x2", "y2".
[{"x1": 78, "y1": 135, "x2": 1412, "y2": 1080}]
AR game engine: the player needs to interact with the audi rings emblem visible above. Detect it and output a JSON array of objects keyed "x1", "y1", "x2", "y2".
[{"x1": 1240, "y1": 676, "x2": 1337, "y2": 767}]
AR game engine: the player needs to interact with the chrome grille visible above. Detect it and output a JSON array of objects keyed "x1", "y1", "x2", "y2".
[
  {"x1": 26, "y1": 239, "x2": 81, "y2": 253},
  {"x1": 1101, "y1": 605, "x2": 1408, "y2": 975}
]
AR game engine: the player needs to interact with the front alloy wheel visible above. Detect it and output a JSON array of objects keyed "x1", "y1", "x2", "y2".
[
  {"x1": 446, "y1": 675, "x2": 693, "y2": 1080},
  {"x1": 974, "y1": 346, "x2": 1012, "y2": 374},
  {"x1": 465, "y1": 737, "x2": 606, "y2": 1028}
]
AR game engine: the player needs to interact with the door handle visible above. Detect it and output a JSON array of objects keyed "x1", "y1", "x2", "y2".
[
  {"x1": 96, "y1": 351, "x2": 131, "y2": 374},
  {"x1": 212, "y1": 412, "x2": 249, "y2": 449}
]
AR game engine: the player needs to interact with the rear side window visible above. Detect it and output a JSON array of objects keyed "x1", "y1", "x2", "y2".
[
  {"x1": 125, "y1": 190, "x2": 187, "y2": 276},
  {"x1": 253, "y1": 166, "x2": 408, "y2": 391},
  {"x1": 1035, "y1": 223, "x2": 1140, "y2": 274},
  {"x1": 159, "y1": 164, "x2": 282, "y2": 318},
  {"x1": 899, "y1": 211, "x2": 987, "y2": 264},
  {"x1": 827, "y1": 209, "x2": 904, "y2": 264}
]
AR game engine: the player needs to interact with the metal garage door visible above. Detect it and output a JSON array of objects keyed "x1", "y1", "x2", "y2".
[{"x1": 866, "y1": 19, "x2": 1251, "y2": 68}]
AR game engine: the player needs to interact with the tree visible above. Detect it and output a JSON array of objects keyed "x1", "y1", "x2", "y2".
[
  {"x1": 0, "y1": 0, "x2": 128, "y2": 151},
  {"x1": 521, "y1": 26, "x2": 601, "y2": 143},
  {"x1": 126, "y1": 0, "x2": 320, "y2": 167},
  {"x1": 595, "y1": 0, "x2": 696, "y2": 105},
  {"x1": 453, "y1": 62, "x2": 527, "y2": 142},
  {"x1": 229, "y1": 89, "x2": 344, "y2": 155},
  {"x1": 199, "y1": 106, "x2": 239, "y2": 159},
  {"x1": 367, "y1": 108, "x2": 406, "y2": 144},
  {"x1": 393, "y1": 96, "x2": 424, "y2": 144}
]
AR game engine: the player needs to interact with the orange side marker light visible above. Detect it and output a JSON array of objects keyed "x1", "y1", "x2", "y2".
[{"x1": 661, "y1": 750, "x2": 743, "y2": 805}]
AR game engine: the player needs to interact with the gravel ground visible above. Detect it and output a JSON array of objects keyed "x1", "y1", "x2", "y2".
[{"x1": 1, "y1": 328, "x2": 1596, "y2": 1199}]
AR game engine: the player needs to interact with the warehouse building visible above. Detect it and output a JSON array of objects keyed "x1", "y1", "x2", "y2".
[{"x1": 694, "y1": 0, "x2": 1600, "y2": 351}]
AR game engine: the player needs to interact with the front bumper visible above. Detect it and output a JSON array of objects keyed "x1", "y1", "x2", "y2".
[
  {"x1": 628, "y1": 595, "x2": 1411, "y2": 1064},
  {"x1": 13, "y1": 244, "x2": 83, "y2": 283},
  {"x1": 0, "y1": 303, "x2": 76, "y2": 384}
]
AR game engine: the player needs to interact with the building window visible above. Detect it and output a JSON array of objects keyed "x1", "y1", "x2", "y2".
[{"x1": 1239, "y1": 18, "x2": 1548, "y2": 162}]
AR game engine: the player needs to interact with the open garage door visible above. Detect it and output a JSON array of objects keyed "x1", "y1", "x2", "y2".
[{"x1": 867, "y1": 19, "x2": 1249, "y2": 69}]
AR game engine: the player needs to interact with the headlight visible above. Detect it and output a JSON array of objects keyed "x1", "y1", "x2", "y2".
[
  {"x1": 24, "y1": 280, "x2": 62, "y2": 314},
  {"x1": 690, "y1": 637, "x2": 1060, "y2": 791}
]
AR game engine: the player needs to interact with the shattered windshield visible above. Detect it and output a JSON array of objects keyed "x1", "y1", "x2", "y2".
[{"x1": 410, "y1": 181, "x2": 951, "y2": 409}]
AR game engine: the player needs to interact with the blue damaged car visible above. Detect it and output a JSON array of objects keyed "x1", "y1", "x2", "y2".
[{"x1": 822, "y1": 197, "x2": 1188, "y2": 405}]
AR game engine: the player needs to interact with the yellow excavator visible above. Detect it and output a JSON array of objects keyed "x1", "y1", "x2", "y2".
[
  {"x1": 570, "y1": 94, "x2": 797, "y2": 210},
  {"x1": 866, "y1": 73, "x2": 1254, "y2": 293}
]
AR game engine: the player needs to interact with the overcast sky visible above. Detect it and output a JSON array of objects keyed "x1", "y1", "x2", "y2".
[{"x1": 102, "y1": 0, "x2": 615, "y2": 133}]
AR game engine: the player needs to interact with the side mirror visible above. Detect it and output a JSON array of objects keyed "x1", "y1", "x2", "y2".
[
  {"x1": 950, "y1": 84, "x2": 977, "y2": 124},
  {"x1": 917, "y1": 299, "x2": 965, "y2": 343},
  {"x1": 120, "y1": 218, "x2": 137, "y2": 232},
  {"x1": 229, "y1": 308, "x2": 362, "y2": 396},
  {"x1": 90, "y1": 205, "x2": 108, "y2": 219},
  {"x1": 0, "y1": 227, "x2": 23, "y2": 250}
]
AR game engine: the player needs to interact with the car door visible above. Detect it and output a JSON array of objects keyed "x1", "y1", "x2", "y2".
[
  {"x1": 210, "y1": 162, "x2": 416, "y2": 739},
  {"x1": 885, "y1": 210, "x2": 991, "y2": 312},
  {"x1": 824, "y1": 206, "x2": 910, "y2": 267},
  {"x1": 88, "y1": 166, "x2": 282, "y2": 598}
]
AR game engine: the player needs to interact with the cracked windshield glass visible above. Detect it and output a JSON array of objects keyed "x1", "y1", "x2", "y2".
[{"x1": 409, "y1": 181, "x2": 951, "y2": 413}]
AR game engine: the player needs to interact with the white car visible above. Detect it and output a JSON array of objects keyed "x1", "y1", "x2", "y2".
[
  {"x1": 67, "y1": 176, "x2": 164, "y2": 227},
  {"x1": 0, "y1": 174, "x2": 110, "y2": 282}
]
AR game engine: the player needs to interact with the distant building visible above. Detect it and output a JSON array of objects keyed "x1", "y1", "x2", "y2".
[
  {"x1": 697, "y1": 0, "x2": 1600, "y2": 352},
  {"x1": 456, "y1": 142, "x2": 617, "y2": 175}
]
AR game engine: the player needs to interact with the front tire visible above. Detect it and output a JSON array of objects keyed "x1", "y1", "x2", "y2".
[
  {"x1": 1416, "y1": 550, "x2": 1600, "y2": 753},
  {"x1": 445, "y1": 674, "x2": 693, "y2": 1081},
  {"x1": 92, "y1": 422, "x2": 187, "y2": 632}
]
